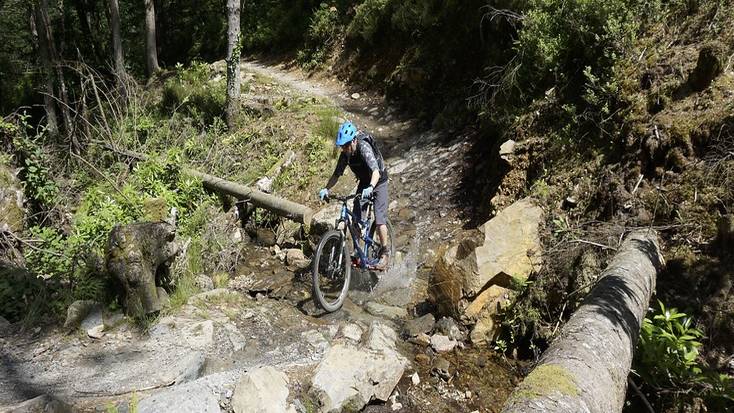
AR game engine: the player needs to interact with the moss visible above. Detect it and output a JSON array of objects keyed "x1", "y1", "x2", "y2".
[
  {"x1": 512, "y1": 364, "x2": 580, "y2": 401},
  {"x1": 142, "y1": 197, "x2": 168, "y2": 222}
]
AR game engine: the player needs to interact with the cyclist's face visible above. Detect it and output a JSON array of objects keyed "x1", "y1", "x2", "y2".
[{"x1": 340, "y1": 140, "x2": 355, "y2": 155}]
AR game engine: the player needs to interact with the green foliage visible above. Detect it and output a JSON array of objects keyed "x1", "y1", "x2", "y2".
[
  {"x1": 297, "y1": 3, "x2": 343, "y2": 70},
  {"x1": 11, "y1": 124, "x2": 58, "y2": 208},
  {"x1": 161, "y1": 62, "x2": 226, "y2": 126},
  {"x1": 636, "y1": 300, "x2": 704, "y2": 386},
  {"x1": 347, "y1": 0, "x2": 392, "y2": 42}
]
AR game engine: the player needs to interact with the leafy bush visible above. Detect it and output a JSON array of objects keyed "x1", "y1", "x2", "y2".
[
  {"x1": 298, "y1": 3, "x2": 343, "y2": 70},
  {"x1": 635, "y1": 300, "x2": 704, "y2": 386},
  {"x1": 10, "y1": 125, "x2": 58, "y2": 208},
  {"x1": 346, "y1": 0, "x2": 392, "y2": 42},
  {"x1": 161, "y1": 62, "x2": 226, "y2": 125}
]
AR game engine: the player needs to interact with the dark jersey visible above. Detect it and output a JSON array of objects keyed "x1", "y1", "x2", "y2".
[{"x1": 334, "y1": 132, "x2": 388, "y2": 186}]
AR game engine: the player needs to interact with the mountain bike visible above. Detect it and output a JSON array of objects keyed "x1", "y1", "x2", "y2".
[{"x1": 312, "y1": 193, "x2": 395, "y2": 312}]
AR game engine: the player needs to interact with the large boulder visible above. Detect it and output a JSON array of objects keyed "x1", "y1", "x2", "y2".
[
  {"x1": 106, "y1": 222, "x2": 180, "y2": 317},
  {"x1": 431, "y1": 198, "x2": 543, "y2": 341},
  {"x1": 310, "y1": 322, "x2": 408, "y2": 412},
  {"x1": 4, "y1": 395, "x2": 72, "y2": 413},
  {"x1": 311, "y1": 203, "x2": 342, "y2": 235},
  {"x1": 0, "y1": 164, "x2": 25, "y2": 234}
]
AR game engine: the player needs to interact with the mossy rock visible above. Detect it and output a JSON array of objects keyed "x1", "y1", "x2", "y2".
[{"x1": 0, "y1": 164, "x2": 25, "y2": 233}]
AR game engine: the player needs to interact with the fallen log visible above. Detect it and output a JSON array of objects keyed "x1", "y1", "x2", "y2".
[
  {"x1": 97, "y1": 143, "x2": 313, "y2": 228},
  {"x1": 501, "y1": 229, "x2": 664, "y2": 413}
]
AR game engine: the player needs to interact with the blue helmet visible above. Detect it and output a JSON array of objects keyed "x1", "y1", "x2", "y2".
[{"x1": 336, "y1": 121, "x2": 357, "y2": 146}]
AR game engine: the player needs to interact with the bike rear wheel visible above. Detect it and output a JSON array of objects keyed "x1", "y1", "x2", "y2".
[
  {"x1": 312, "y1": 229, "x2": 351, "y2": 312},
  {"x1": 367, "y1": 219, "x2": 396, "y2": 269}
]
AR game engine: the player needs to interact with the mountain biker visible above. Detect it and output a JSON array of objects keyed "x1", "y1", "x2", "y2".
[{"x1": 318, "y1": 121, "x2": 390, "y2": 271}]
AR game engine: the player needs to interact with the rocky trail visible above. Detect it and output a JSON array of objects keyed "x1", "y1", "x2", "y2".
[{"x1": 0, "y1": 60, "x2": 517, "y2": 413}]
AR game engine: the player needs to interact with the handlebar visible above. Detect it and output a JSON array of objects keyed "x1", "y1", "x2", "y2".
[{"x1": 324, "y1": 193, "x2": 374, "y2": 203}]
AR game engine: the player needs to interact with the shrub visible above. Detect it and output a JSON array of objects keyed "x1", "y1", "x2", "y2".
[
  {"x1": 161, "y1": 62, "x2": 226, "y2": 125},
  {"x1": 297, "y1": 3, "x2": 343, "y2": 70},
  {"x1": 346, "y1": 0, "x2": 393, "y2": 42}
]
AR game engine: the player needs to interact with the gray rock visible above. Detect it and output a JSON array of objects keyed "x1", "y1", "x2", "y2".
[
  {"x1": 311, "y1": 203, "x2": 342, "y2": 235},
  {"x1": 195, "y1": 274, "x2": 215, "y2": 291},
  {"x1": 431, "y1": 357, "x2": 451, "y2": 381},
  {"x1": 138, "y1": 381, "x2": 220, "y2": 413},
  {"x1": 341, "y1": 323, "x2": 363, "y2": 342},
  {"x1": 499, "y1": 139, "x2": 516, "y2": 160},
  {"x1": 310, "y1": 344, "x2": 407, "y2": 412},
  {"x1": 435, "y1": 317, "x2": 464, "y2": 341},
  {"x1": 5, "y1": 395, "x2": 72, "y2": 413},
  {"x1": 402, "y1": 314, "x2": 435, "y2": 337},
  {"x1": 285, "y1": 249, "x2": 311, "y2": 270},
  {"x1": 232, "y1": 366, "x2": 290, "y2": 413},
  {"x1": 365, "y1": 302, "x2": 408, "y2": 320},
  {"x1": 430, "y1": 334, "x2": 457, "y2": 353},
  {"x1": 64, "y1": 300, "x2": 100, "y2": 329},
  {"x1": 365, "y1": 322, "x2": 398, "y2": 354}
]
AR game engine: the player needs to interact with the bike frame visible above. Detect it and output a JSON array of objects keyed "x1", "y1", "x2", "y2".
[{"x1": 334, "y1": 196, "x2": 380, "y2": 269}]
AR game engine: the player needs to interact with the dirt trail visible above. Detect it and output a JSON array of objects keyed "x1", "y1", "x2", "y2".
[{"x1": 0, "y1": 60, "x2": 515, "y2": 413}]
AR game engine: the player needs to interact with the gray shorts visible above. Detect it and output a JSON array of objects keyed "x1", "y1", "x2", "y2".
[{"x1": 354, "y1": 181, "x2": 389, "y2": 226}]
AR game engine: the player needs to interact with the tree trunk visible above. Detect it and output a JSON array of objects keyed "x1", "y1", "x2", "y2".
[
  {"x1": 501, "y1": 230, "x2": 664, "y2": 413},
  {"x1": 225, "y1": 0, "x2": 241, "y2": 128},
  {"x1": 32, "y1": 0, "x2": 59, "y2": 136},
  {"x1": 143, "y1": 0, "x2": 159, "y2": 77},
  {"x1": 99, "y1": 144, "x2": 315, "y2": 228},
  {"x1": 108, "y1": 0, "x2": 126, "y2": 86}
]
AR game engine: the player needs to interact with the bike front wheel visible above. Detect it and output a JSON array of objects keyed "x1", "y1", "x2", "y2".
[{"x1": 312, "y1": 229, "x2": 351, "y2": 312}]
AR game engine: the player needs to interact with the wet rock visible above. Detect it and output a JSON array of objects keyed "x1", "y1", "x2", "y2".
[
  {"x1": 365, "y1": 302, "x2": 408, "y2": 320},
  {"x1": 403, "y1": 313, "x2": 435, "y2": 337},
  {"x1": 232, "y1": 366, "x2": 293, "y2": 413},
  {"x1": 415, "y1": 353, "x2": 430, "y2": 365},
  {"x1": 411, "y1": 372, "x2": 420, "y2": 386},
  {"x1": 107, "y1": 222, "x2": 179, "y2": 317},
  {"x1": 689, "y1": 41, "x2": 725, "y2": 91},
  {"x1": 310, "y1": 323, "x2": 407, "y2": 412},
  {"x1": 195, "y1": 274, "x2": 215, "y2": 291},
  {"x1": 562, "y1": 196, "x2": 578, "y2": 209},
  {"x1": 434, "y1": 317, "x2": 464, "y2": 341},
  {"x1": 5, "y1": 394, "x2": 72, "y2": 413},
  {"x1": 351, "y1": 92, "x2": 361, "y2": 99},
  {"x1": 430, "y1": 334, "x2": 457, "y2": 353},
  {"x1": 431, "y1": 198, "x2": 543, "y2": 318},
  {"x1": 285, "y1": 248, "x2": 310, "y2": 270},
  {"x1": 138, "y1": 381, "x2": 220, "y2": 413},
  {"x1": 341, "y1": 323, "x2": 363, "y2": 342},
  {"x1": 0, "y1": 164, "x2": 25, "y2": 235},
  {"x1": 431, "y1": 357, "x2": 451, "y2": 381},
  {"x1": 255, "y1": 228, "x2": 277, "y2": 247},
  {"x1": 408, "y1": 333, "x2": 431, "y2": 347}
]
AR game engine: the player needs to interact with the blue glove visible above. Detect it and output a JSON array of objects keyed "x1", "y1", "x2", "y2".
[
  {"x1": 319, "y1": 188, "x2": 329, "y2": 201},
  {"x1": 361, "y1": 185, "x2": 373, "y2": 200}
]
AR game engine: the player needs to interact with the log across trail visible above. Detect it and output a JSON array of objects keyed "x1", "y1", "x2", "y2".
[
  {"x1": 101, "y1": 144, "x2": 314, "y2": 228},
  {"x1": 502, "y1": 230, "x2": 664, "y2": 413}
]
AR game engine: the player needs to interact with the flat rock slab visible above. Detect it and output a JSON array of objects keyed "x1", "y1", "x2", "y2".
[
  {"x1": 232, "y1": 366, "x2": 293, "y2": 413},
  {"x1": 138, "y1": 380, "x2": 220, "y2": 413},
  {"x1": 365, "y1": 302, "x2": 408, "y2": 320}
]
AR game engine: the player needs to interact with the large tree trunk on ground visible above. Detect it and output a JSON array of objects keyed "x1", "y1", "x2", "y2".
[
  {"x1": 108, "y1": 0, "x2": 126, "y2": 86},
  {"x1": 225, "y1": 0, "x2": 241, "y2": 129},
  {"x1": 99, "y1": 144, "x2": 314, "y2": 228},
  {"x1": 107, "y1": 222, "x2": 179, "y2": 317},
  {"x1": 143, "y1": 0, "x2": 159, "y2": 76},
  {"x1": 501, "y1": 230, "x2": 664, "y2": 413}
]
